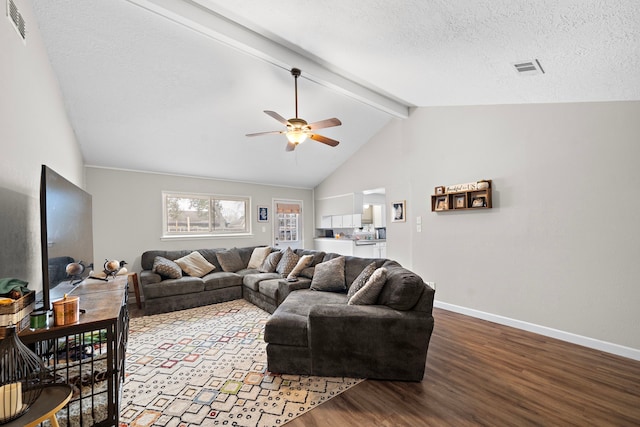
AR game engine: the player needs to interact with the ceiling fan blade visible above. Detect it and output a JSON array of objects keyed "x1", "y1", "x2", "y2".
[
  {"x1": 309, "y1": 133, "x2": 340, "y2": 147},
  {"x1": 308, "y1": 118, "x2": 342, "y2": 130},
  {"x1": 264, "y1": 110, "x2": 290, "y2": 126},
  {"x1": 285, "y1": 142, "x2": 297, "y2": 152},
  {"x1": 246, "y1": 130, "x2": 284, "y2": 137}
]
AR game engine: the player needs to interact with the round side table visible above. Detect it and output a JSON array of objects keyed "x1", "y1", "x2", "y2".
[{"x1": 3, "y1": 384, "x2": 73, "y2": 427}]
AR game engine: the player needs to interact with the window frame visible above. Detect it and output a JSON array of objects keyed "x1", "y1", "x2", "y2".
[{"x1": 161, "y1": 191, "x2": 251, "y2": 239}]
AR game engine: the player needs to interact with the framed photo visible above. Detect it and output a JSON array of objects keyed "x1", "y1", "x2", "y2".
[
  {"x1": 471, "y1": 196, "x2": 486, "y2": 208},
  {"x1": 391, "y1": 200, "x2": 406, "y2": 222},
  {"x1": 257, "y1": 205, "x2": 269, "y2": 222},
  {"x1": 454, "y1": 195, "x2": 466, "y2": 209},
  {"x1": 435, "y1": 196, "x2": 448, "y2": 211},
  {"x1": 435, "y1": 186, "x2": 445, "y2": 195}
]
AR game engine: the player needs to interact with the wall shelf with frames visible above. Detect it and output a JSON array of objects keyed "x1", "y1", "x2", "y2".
[{"x1": 431, "y1": 180, "x2": 492, "y2": 212}]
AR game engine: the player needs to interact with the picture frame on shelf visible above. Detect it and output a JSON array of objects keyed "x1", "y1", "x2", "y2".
[
  {"x1": 471, "y1": 196, "x2": 486, "y2": 208},
  {"x1": 454, "y1": 194, "x2": 466, "y2": 209},
  {"x1": 391, "y1": 200, "x2": 406, "y2": 222},
  {"x1": 435, "y1": 196, "x2": 448, "y2": 211},
  {"x1": 257, "y1": 205, "x2": 269, "y2": 222},
  {"x1": 435, "y1": 186, "x2": 445, "y2": 195}
]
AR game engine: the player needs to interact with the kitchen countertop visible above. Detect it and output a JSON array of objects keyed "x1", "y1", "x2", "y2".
[{"x1": 314, "y1": 237, "x2": 386, "y2": 244}]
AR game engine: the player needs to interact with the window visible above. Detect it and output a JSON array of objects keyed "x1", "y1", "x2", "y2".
[{"x1": 163, "y1": 192, "x2": 249, "y2": 237}]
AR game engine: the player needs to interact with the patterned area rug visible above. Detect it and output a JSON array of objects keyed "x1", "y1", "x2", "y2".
[{"x1": 120, "y1": 299, "x2": 363, "y2": 427}]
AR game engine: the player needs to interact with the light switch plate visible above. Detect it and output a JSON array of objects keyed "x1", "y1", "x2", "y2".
[{"x1": 416, "y1": 216, "x2": 422, "y2": 224}]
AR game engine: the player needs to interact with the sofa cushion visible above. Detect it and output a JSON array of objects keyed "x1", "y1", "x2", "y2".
[
  {"x1": 247, "y1": 246, "x2": 271, "y2": 269},
  {"x1": 347, "y1": 262, "x2": 377, "y2": 299},
  {"x1": 265, "y1": 290, "x2": 348, "y2": 347},
  {"x1": 276, "y1": 247, "x2": 299, "y2": 277},
  {"x1": 294, "y1": 249, "x2": 326, "y2": 267},
  {"x1": 259, "y1": 251, "x2": 283, "y2": 273},
  {"x1": 310, "y1": 256, "x2": 346, "y2": 292},
  {"x1": 175, "y1": 251, "x2": 216, "y2": 277},
  {"x1": 287, "y1": 255, "x2": 313, "y2": 279},
  {"x1": 152, "y1": 256, "x2": 182, "y2": 279},
  {"x1": 348, "y1": 267, "x2": 387, "y2": 305},
  {"x1": 324, "y1": 253, "x2": 386, "y2": 285},
  {"x1": 257, "y1": 279, "x2": 280, "y2": 301},
  {"x1": 201, "y1": 271, "x2": 243, "y2": 291},
  {"x1": 376, "y1": 266, "x2": 425, "y2": 310},
  {"x1": 299, "y1": 267, "x2": 315, "y2": 279},
  {"x1": 243, "y1": 273, "x2": 282, "y2": 291},
  {"x1": 216, "y1": 249, "x2": 245, "y2": 272},
  {"x1": 143, "y1": 276, "x2": 203, "y2": 299}
]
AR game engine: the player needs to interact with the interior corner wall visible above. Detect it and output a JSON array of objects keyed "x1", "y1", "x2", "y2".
[
  {"x1": 85, "y1": 167, "x2": 314, "y2": 277},
  {"x1": 315, "y1": 101, "x2": 640, "y2": 352},
  {"x1": 0, "y1": 0, "x2": 84, "y2": 296}
]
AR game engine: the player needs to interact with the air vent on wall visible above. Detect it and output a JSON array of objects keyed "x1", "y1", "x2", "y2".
[
  {"x1": 513, "y1": 59, "x2": 544, "y2": 76},
  {"x1": 7, "y1": 0, "x2": 26, "y2": 41}
]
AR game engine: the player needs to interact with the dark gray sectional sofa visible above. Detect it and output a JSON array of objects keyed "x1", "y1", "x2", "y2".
[{"x1": 139, "y1": 246, "x2": 435, "y2": 381}]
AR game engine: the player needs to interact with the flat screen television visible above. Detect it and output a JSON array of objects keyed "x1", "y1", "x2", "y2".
[{"x1": 39, "y1": 165, "x2": 94, "y2": 310}]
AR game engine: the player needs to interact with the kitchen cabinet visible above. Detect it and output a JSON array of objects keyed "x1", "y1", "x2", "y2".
[
  {"x1": 339, "y1": 214, "x2": 362, "y2": 228},
  {"x1": 314, "y1": 238, "x2": 354, "y2": 256},
  {"x1": 353, "y1": 214, "x2": 362, "y2": 228},
  {"x1": 353, "y1": 243, "x2": 375, "y2": 258},
  {"x1": 320, "y1": 215, "x2": 332, "y2": 229},
  {"x1": 331, "y1": 215, "x2": 343, "y2": 228}
]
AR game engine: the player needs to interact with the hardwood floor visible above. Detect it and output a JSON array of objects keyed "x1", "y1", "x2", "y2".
[{"x1": 286, "y1": 307, "x2": 640, "y2": 427}]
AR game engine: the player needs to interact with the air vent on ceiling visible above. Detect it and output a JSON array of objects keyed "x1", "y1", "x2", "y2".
[
  {"x1": 7, "y1": 0, "x2": 26, "y2": 41},
  {"x1": 513, "y1": 59, "x2": 544, "y2": 76}
]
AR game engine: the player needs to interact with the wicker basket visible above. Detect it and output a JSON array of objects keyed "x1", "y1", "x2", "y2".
[{"x1": 0, "y1": 291, "x2": 35, "y2": 336}]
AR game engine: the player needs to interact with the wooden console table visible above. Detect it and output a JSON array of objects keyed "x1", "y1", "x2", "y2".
[{"x1": 18, "y1": 275, "x2": 129, "y2": 427}]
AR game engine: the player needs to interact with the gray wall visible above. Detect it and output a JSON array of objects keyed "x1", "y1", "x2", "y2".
[
  {"x1": 316, "y1": 101, "x2": 640, "y2": 354},
  {"x1": 1, "y1": 0, "x2": 84, "y2": 296},
  {"x1": 86, "y1": 167, "x2": 314, "y2": 278}
]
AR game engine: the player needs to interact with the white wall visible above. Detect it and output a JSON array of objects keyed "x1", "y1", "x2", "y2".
[
  {"x1": 0, "y1": 0, "x2": 84, "y2": 296},
  {"x1": 315, "y1": 101, "x2": 640, "y2": 354},
  {"x1": 86, "y1": 167, "x2": 314, "y2": 277}
]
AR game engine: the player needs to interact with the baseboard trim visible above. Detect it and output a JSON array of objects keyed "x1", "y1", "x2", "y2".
[{"x1": 434, "y1": 301, "x2": 640, "y2": 362}]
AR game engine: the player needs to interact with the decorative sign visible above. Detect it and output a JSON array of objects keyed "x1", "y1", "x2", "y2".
[{"x1": 445, "y1": 181, "x2": 479, "y2": 193}]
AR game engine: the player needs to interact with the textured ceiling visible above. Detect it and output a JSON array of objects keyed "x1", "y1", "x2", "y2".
[{"x1": 30, "y1": 0, "x2": 640, "y2": 188}]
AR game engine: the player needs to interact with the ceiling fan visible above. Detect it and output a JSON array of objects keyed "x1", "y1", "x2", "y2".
[{"x1": 246, "y1": 68, "x2": 342, "y2": 151}]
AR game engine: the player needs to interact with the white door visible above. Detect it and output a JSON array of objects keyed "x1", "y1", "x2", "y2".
[{"x1": 273, "y1": 200, "x2": 303, "y2": 250}]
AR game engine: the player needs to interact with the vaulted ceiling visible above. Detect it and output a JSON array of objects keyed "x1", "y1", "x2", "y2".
[{"x1": 31, "y1": 0, "x2": 640, "y2": 188}]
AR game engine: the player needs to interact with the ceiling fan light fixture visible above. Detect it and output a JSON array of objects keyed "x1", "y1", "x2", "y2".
[{"x1": 286, "y1": 129, "x2": 308, "y2": 144}]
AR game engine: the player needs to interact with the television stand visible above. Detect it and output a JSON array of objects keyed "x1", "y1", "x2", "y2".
[{"x1": 19, "y1": 275, "x2": 129, "y2": 427}]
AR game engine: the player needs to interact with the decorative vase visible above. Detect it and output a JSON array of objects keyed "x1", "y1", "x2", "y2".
[{"x1": 0, "y1": 325, "x2": 46, "y2": 423}]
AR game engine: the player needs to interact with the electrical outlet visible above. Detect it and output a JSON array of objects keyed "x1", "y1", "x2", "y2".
[
  {"x1": 416, "y1": 224, "x2": 422, "y2": 232},
  {"x1": 426, "y1": 281, "x2": 436, "y2": 290}
]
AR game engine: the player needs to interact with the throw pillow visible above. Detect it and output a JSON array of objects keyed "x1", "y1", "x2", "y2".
[
  {"x1": 247, "y1": 246, "x2": 271, "y2": 269},
  {"x1": 174, "y1": 251, "x2": 215, "y2": 278},
  {"x1": 310, "y1": 256, "x2": 346, "y2": 292},
  {"x1": 259, "y1": 251, "x2": 283, "y2": 273},
  {"x1": 152, "y1": 256, "x2": 182, "y2": 279},
  {"x1": 216, "y1": 249, "x2": 245, "y2": 272},
  {"x1": 347, "y1": 262, "x2": 377, "y2": 299},
  {"x1": 299, "y1": 266, "x2": 315, "y2": 279},
  {"x1": 348, "y1": 267, "x2": 387, "y2": 305},
  {"x1": 276, "y1": 247, "x2": 300, "y2": 277},
  {"x1": 376, "y1": 267, "x2": 426, "y2": 310},
  {"x1": 287, "y1": 255, "x2": 313, "y2": 279}
]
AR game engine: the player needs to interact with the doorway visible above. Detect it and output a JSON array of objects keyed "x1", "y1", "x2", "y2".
[{"x1": 273, "y1": 199, "x2": 303, "y2": 250}]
